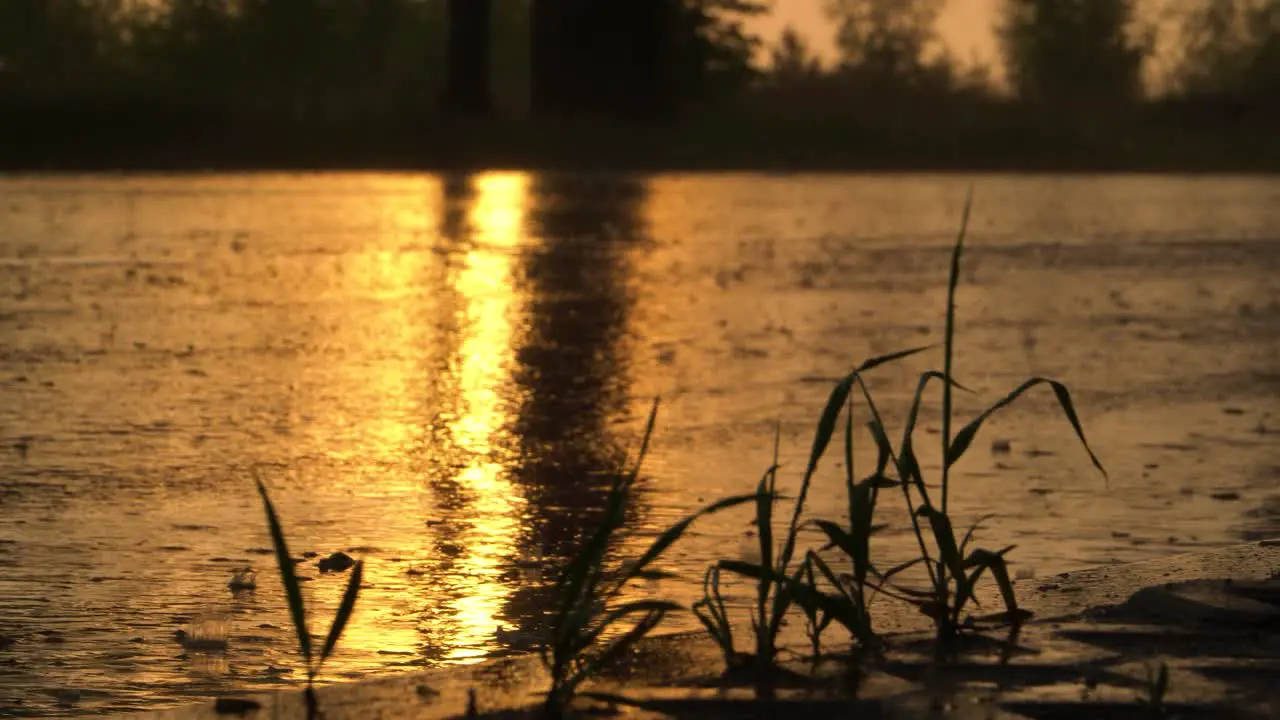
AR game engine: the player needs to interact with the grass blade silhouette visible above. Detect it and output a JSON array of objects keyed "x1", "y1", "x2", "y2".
[
  {"x1": 946, "y1": 377, "x2": 1107, "y2": 481},
  {"x1": 256, "y1": 478, "x2": 312, "y2": 670},
  {"x1": 613, "y1": 493, "x2": 763, "y2": 594},
  {"x1": 940, "y1": 189, "x2": 972, "y2": 514},
  {"x1": 318, "y1": 560, "x2": 363, "y2": 669},
  {"x1": 781, "y1": 347, "x2": 933, "y2": 564}
]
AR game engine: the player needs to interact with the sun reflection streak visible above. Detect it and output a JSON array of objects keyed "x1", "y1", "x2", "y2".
[
  {"x1": 249, "y1": 174, "x2": 534, "y2": 669},
  {"x1": 443, "y1": 172, "x2": 530, "y2": 661},
  {"x1": 319, "y1": 178, "x2": 439, "y2": 487},
  {"x1": 315, "y1": 178, "x2": 444, "y2": 662}
]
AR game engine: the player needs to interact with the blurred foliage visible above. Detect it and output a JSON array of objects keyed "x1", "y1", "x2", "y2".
[
  {"x1": 825, "y1": 0, "x2": 953, "y2": 88},
  {"x1": 0, "y1": 0, "x2": 764, "y2": 119},
  {"x1": 0, "y1": 0, "x2": 130, "y2": 96},
  {"x1": 677, "y1": 0, "x2": 767, "y2": 102},
  {"x1": 0, "y1": 0, "x2": 1278, "y2": 170},
  {"x1": 1172, "y1": 0, "x2": 1280, "y2": 99},
  {"x1": 997, "y1": 0, "x2": 1152, "y2": 105},
  {"x1": 768, "y1": 26, "x2": 823, "y2": 85}
]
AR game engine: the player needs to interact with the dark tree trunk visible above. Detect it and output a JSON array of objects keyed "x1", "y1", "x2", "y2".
[
  {"x1": 588, "y1": 0, "x2": 674, "y2": 119},
  {"x1": 530, "y1": 0, "x2": 575, "y2": 118},
  {"x1": 441, "y1": 0, "x2": 492, "y2": 114},
  {"x1": 531, "y1": 0, "x2": 676, "y2": 120}
]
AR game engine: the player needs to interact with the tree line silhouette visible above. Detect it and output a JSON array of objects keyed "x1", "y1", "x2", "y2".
[{"x1": 1, "y1": 0, "x2": 1277, "y2": 170}]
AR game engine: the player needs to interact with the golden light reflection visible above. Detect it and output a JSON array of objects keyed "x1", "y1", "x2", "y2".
[
  {"x1": 305, "y1": 173, "x2": 533, "y2": 666},
  {"x1": 442, "y1": 171, "x2": 530, "y2": 661},
  {"x1": 323, "y1": 180, "x2": 444, "y2": 661},
  {"x1": 325, "y1": 190, "x2": 435, "y2": 483}
]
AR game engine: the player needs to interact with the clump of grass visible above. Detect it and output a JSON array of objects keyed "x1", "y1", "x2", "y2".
[
  {"x1": 691, "y1": 425, "x2": 786, "y2": 675},
  {"x1": 845, "y1": 193, "x2": 1106, "y2": 642},
  {"x1": 795, "y1": 391, "x2": 926, "y2": 656},
  {"x1": 692, "y1": 564, "x2": 737, "y2": 668},
  {"x1": 797, "y1": 556, "x2": 833, "y2": 658},
  {"x1": 704, "y1": 346, "x2": 929, "y2": 680},
  {"x1": 256, "y1": 478, "x2": 364, "y2": 717},
  {"x1": 695, "y1": 195, "x2": 1107, "y2": 677},
  {"x1": 542, "y1": 400, "x2": 762, "y2": 718}
]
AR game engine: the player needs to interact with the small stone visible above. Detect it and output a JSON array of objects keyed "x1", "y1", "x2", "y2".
[
  {"x1": 228, "y1": 568, "x2": 257, "y2": 591},
  {"x1": 214, "y1": 698, "x2": 261, "y2": 715},
  {"x1": 318, "y1": 552, "x2": 355, "y2": 573}
]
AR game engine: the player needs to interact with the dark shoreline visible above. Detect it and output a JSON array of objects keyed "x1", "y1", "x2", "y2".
[
  {"x1": 6, "y1": 152, "x2": 1280, "y2": 176},
  {"x1": 4, "y1": 110, "x2": 1278, "y2": 176},
  {"x1": 7, "y1": 162, "x2": 1280, "y2": 175}
]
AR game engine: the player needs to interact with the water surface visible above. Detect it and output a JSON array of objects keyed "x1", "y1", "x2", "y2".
[{"x1": 1, "y1": 172, "x2": 1278, "y2": 715}]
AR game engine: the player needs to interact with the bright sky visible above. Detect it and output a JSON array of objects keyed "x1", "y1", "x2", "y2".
[{"x1": 748, "y1": 0, "x2": 1002, "y2": 67}]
